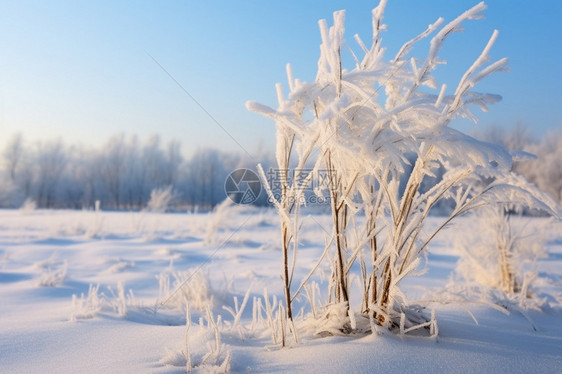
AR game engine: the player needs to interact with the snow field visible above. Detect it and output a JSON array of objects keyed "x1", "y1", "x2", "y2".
[{"x1": 0, "y1": 208, "x2": 561, "y2": 373}]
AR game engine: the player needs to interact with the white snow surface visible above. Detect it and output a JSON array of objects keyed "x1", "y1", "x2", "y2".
[{"x1": 0, "y1": 208, "x2": 561, "y2": 373}]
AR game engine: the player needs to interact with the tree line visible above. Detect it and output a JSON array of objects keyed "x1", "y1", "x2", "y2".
[
  {"x1": 0, "y1": 127, "x2": 560, "y2": 211},
  {"x1": 0, "y1": 133, "x2": 271, "y2": 210}
]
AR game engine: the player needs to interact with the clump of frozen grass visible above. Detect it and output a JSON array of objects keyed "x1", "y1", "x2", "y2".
[
  {"x1": 70, "y1": 282, "x2": 134, "y2": 321},
  {"x1": 161, "y1": 282, "x2": 304, "y2": 366},
  {"x1": 34, "y1": 254, "x2": 67, "y2": 287},
  {"x1": 146, "y1": 185, "x2": 177, "y2": 213},
  {"x1": 299, "y1": 303, "x2": 372, "y2": 337},
  {"x1": 33, "y1": 253, "x2": 60, "y2": 269},
  {"x1": 220, "y1": 284, "x2": 300, "y2": 346},
  {"x1": 310, "y1": 302, "x2": 353, "y2": 337},
  {"x1": 160, "y1": 305, "x2": 231, "y2": 373},
  {"x1": 249, "y1": 0, "x2": 506, "y2": 332},
  {"x1": 70, "y1": 284, "x2": 103, "y2": 321},
  {"x1": 84, "y1": 200, "x2": 104, "y2": 238},
  {"x1": 295, "y1": 299, "x2": 438, "y2": 338},
  {"x1": 198, "y1": 307, "x2": 232, "y2": 372},
  {"x1": 222, "y1": 285, "x2": 253, "y2": 337},
  {"x1": 157, "y1": 266, "x2": 225, "y2": 313},
  {"x1": 104, "y1": 258, "x2": 135, "y2": 273},
  {"x1": 248, "y1": 0, "x2": 560, "y2": 336},
  {"x1": 160, "y1": 284, "x2": 297, "y2": 370},
  {"x1": 37, "y1": 261, "x2": 67, "y2": 287},
  {"x1": 19, "y1": 197, "x2": 36, "y2": 212},
  {"x1": 107, "y1": 281, "x2": 135, "y2": 317},
  {"x1": 204, "y1": 198, "x2": 241, "y2": 245},
  {"x1": 256, "y1": 288, "x2": 282, "y2": 346},
  {"x1": 452, "y1": 205, "x2": 550, "y2": 311},
  {"x1": 254, "y1": 288, "x2": 300, "y2": 348}
]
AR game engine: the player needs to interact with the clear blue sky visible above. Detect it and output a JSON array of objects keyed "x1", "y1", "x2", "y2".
[{"x1": 0, "y1": 1, "x2": 560, "y2": 157}]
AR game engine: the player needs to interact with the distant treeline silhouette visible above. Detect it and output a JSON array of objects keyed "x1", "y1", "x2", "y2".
[
  {"x1": 0, "y1": 133, "x2": 272, "y2": 210},
  {"x1": 0, "y1": 127, "x2": 560, "y2": 210}
]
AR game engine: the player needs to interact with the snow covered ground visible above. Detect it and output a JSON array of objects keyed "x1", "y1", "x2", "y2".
[{"x1": 0, "y1": 207, "x2": 561, "y2": 373}]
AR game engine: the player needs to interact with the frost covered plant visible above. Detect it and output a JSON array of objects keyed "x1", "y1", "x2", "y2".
[
  {"x1": 146, "y1": 185, "x2": 176, "y2": 213},
  {"x1": 160, "y1": 305, "x2": 231, "y2": 373},
  {"x1": 254, "y1": 91, "x2": 320, "y2": 326},
  {"x1": 248, "y1": 0, "x2": 560, "y2": 334},
  {"x1": 70, "y1": 284, "x2": 103, "y2": 321},
  {"x1": 37, "y1": 262, "x2": 67, "y2": 287},
  {"x1": 157, "y1": 267, "x2": 226, "y2": 313},
  {"x1": 85, "y1": 201, "x2": 104, "y2": 238},
  {"x1": 34, "y1": 255, "x2": 67, "y2": 287},
  {"x1": 70, "y1": 282, "x2": 134, "y2": 321},
  {"x1": 204, "y1": 198, "x2": 242, "y2": 245},
  {"x1": 19, "y1": 197, "x2": 37, "y2": 212},
  {"x1": 453, "y1": 205, "x2": 550, "y2": 309}
]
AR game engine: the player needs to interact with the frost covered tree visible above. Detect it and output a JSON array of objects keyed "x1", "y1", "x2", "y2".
[
  {"x1": 3, "y1": 133, "x2": 24, "y2": 182},
  {"x1": 164, "y1": 140, "x2": 184, "y2": 186},
  {"x1": 98, "y1": 134, "x2": 128, "y2": 209},
  {"x1": 0, "y1": 132, "x2": 246, "y2": 210},
  {"x1": 0, "y1": 133, "x2": 25, "y2": 207},
  {"x1": 57, "y1": 146, "x2": 89, "y2": 209},
  {"x1": 35, "y1": 140, "x2": 67, "y2": 208},
  {"x1": 248, "y1": 1, "x2": 560, "y2": 333},
  {"x1": 185, "y1": 149, "x2": 240, "y2": 209}
]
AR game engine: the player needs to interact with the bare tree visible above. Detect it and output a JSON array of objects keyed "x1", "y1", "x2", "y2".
[
  {"x1": 3, "y1": 133, "x2": 24, "y2": 182},
  {"x1": 35, "y1": 139, "x2": 67, "y2": 208},
  {"x1": 99, "y1": 134, "x2": 127, "y2": 209}
]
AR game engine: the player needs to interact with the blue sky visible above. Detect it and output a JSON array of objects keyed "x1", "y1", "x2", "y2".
[{"x1": 0, "y1": 1, "x2": 560, "y2": 157}]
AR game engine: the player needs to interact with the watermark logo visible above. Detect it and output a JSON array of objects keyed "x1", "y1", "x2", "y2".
[
  {"x1": 225, "y1": 168, "x2": 261, "y2": 204},
  {"x1": 226, "y1": 167, "x2": 335, "y2": 206},
  {"x1": 265, "y1": 168, "x2": 336, "y2": 193},
  {"x1": 266, "y1": 168, "x2": 334, "y2": 206}
]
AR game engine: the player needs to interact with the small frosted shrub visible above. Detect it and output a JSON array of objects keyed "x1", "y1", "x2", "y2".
[
  {"x1": 158, "y1": 268, "x2": 225, "y2": 313},
  {"x1": 37, "y1": 262, "x2": 67, "y2": 287},
  {"x1": 70, "y1": 282, "x2": 134, "y2": 321},
  {"x1": 19, "y1": 197, "x2": 37, "y2": 212},
  {"x1": 146, "y1": 185, "x2": 176, "y2": 213},
  {"x1": 453, "y1": 205, "x2": 550, "y2": 310}
]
